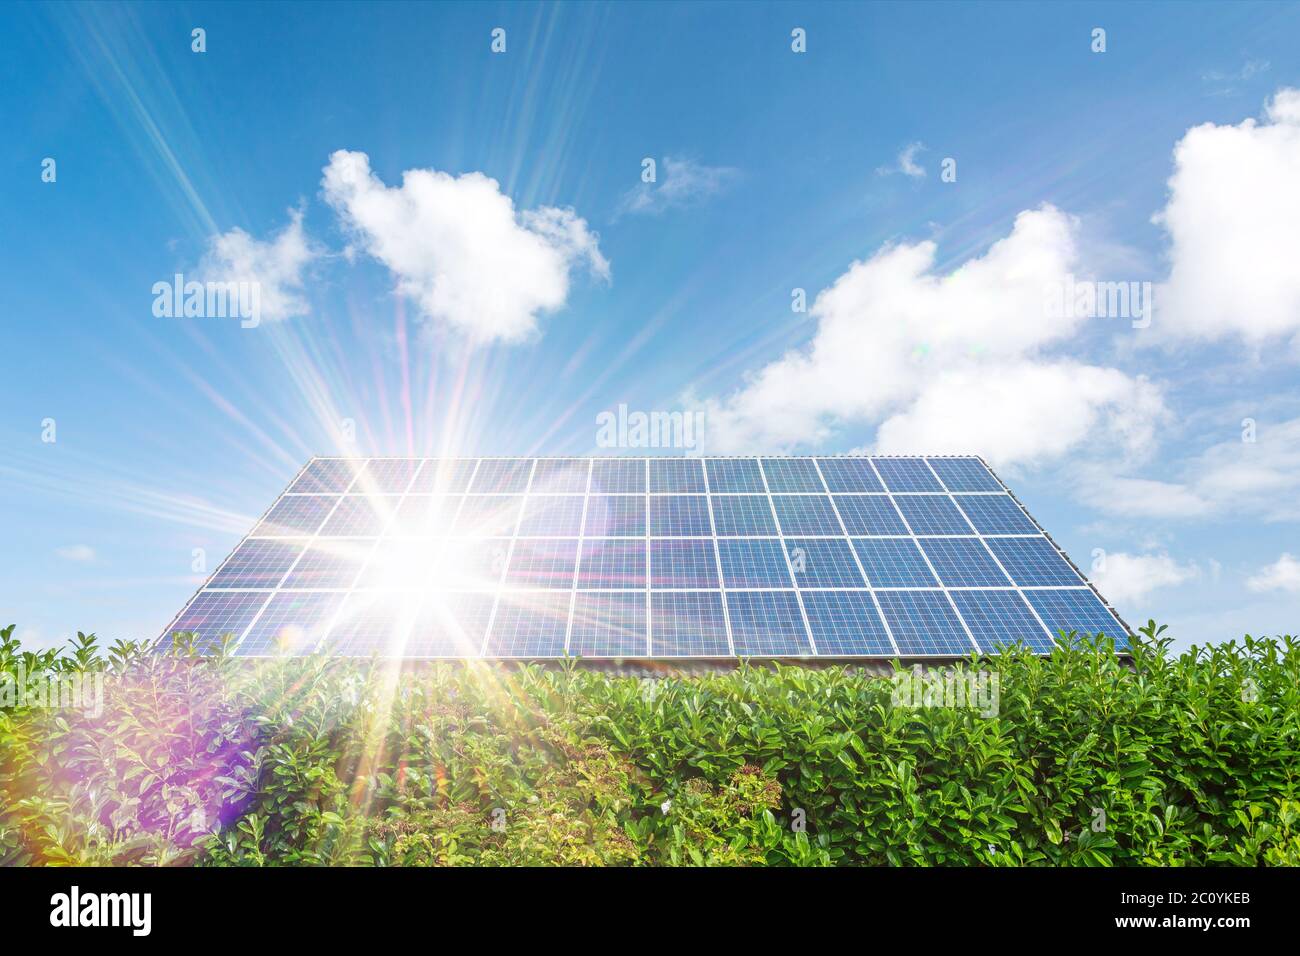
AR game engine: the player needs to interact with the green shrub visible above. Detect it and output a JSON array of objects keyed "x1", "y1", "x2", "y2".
[{"x1": 1, "y1": 622, "x2": 1296, "y2": 866}]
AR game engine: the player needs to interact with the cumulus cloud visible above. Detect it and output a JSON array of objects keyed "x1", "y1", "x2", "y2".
[
  {"x1": 1152, "y1": 88, "x2": 1300, "y2": 345},
  {"x1": 1085, "y1": 416, "x2": 1300, "y2": 521},
  {"x1": 199, "y1": 209, "x2": 317, "y2": 322},
  {"x1": 1090, "y1": 551, "x2": 1200, "y2": 605},
  {"x1": 322, "y1": 149, "x2": 608, "y2": 344},
  {"x1": 618, "y1": 156, "x2": 739, "y2": 216},
  {"x1": 56, "y1": 544, "x2": 95, "y2": 563},
  {"x1": 877, "y1": 142, "x2": 927, "y2": 178},
  {"x1": 700, "y1": 205, "x2": 1167, "y2": 466},
  {"x1": 1247, "y1": 553, "x2": 1300, "y2": 593}
]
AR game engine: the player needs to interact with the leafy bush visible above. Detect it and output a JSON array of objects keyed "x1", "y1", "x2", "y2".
[{"x1": 1, "y1": 622, "x2": 1297, "y2": 866}]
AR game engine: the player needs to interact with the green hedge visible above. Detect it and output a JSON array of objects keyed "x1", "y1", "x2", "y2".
[{"x1": 1, "y1": 622, "x2": 1297, "y2": 866}]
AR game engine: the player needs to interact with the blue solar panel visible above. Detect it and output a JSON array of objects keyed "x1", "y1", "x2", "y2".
[
  {"x1": 874, "y1": 458, "x2": 944, "y2": 492},
  {"x1": 1024, "y1": 589, "x2": 1127, "y2": 643},
  {"x1": 505, "y1": 539, "x2": 579, "y2": 588},
  {"x1": 817, "y1": 458, "x2": 884, "y2": 493},
  {"x1": 851, "y1": 538, "x2": 938, "y2": 587},
  {"x1": 770, "y1": 495, "x2": 842, "y2": 535},
  {"x1": 893, "y1": 495, "x2": 973, "y2": 535},
  {"x1": 577, "y1": 538, "x2": 645, "y2": 588},
  {"x1": 209, "y1": 539, "x2": 304, "y2": 589},
  {"x1": 874, "y1": 591, "x2": 973, "y2": 655},
  {"x1": 530, "y1": 459, "x2": 590, "y2": 493},
  {"x1": 650, "y1": 591, "x2": 730, "y2": 656},
  {"x1": 833, "y1": 495, "x2": 908, "y2": 535},
  {"x1": 168, "y1": 455, "x2": 1122, "y2": 660},
  {"x1": 470, "y1": 458, "x2": 533, "y2": 493},
  {"x1": 649, "y1": 495, "x2": 712, "y2": 536},
  {"x1": 785, "y1": 538, "x2": 866, "y2": 588},
  {"x1": 705, "y1": 458, "x2": 764, "y2": 493},
  {"x1": 952, "y1": 494, "x2": 1039, "y2": 535},
  {"x1": 716, "y1": 538, "x2": 793, "y2": 588},
  {"x1": 918, "y1": 538, "x2": 1010, "y2": 587},
  {"x1": 926, "y1": 457, "x2": 1003, "y2": 492},
  {"x1": 164, "y1": 590, "x2": 268, "y2": 651},
  {"x1": 289, "y1": 459, "x2": 361, "y2": 494},
  {"x1": 239, "y1": 591, "x2": 344, "y2": 655},
  {"x1": 950, "y1": 590, "x2": 1055, "y2": 653},
  {"x1": 253, "y1": 495, "x2": 337, "y2": 536},
  {"x1": 583, "y1": 495, "x2": 646, "y2": 536},
  {"x1": 485, "y1": 593, "x2": 570, "y2": 656},
  {"x1": 649, "y1": 458, "x2": 706, "y2": 493},
  {"x1": 802, "y1": 591, "x2": 894, "y2": 655},
  {"x1": 709, "y1": 495, "x2": 777, "y2": 535},
  {"x1": 650, "y1": 538, "x2": 719, "y2": 588},
  {"x1": 726, "y1": 591, "x2": 812, "y2": 655},
  {"x1": 407, "y1": 592, "x2": 495, "y2": 657},
  {"x1": 517, "y1": 495, "x2": 586, "y2": 536},
  {"x1": 568, "y1": 592, "x2": 647, "y2": 657},
  {"x1": 409, "y1": 459, "x2": 477, "y2": 493},
  {"x1": 760, "y1": 458, "x2": 825, "y2": 492},
  {"x1": 985, "y1": 537, "x2": 1083, "y2": 586},
  {"x1": 591, "y1": 458, "x2": 646, "y2": 494}
]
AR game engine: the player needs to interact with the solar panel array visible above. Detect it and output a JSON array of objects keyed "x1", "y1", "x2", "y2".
[{"x1": 159, "y1": 456, "x2": 1129, "y2": 659}]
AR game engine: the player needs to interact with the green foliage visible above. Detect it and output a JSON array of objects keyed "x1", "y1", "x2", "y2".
[{"x1": 1, "y1": 621, "x2": 1297, "y2": 866}]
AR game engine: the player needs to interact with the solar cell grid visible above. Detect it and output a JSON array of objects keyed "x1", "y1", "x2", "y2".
[
  {"x1": 953, "y1": 494, "x2": 1039, "y2": 535},
  {"x1": 950, "y1": 590, "x2": 1055, "y2": 653},
  {"x1": 649, "y1": 458, "x2": 705, "y2": 493},
  {"x1": 649, "y1": 495, "x2": 712, "y2": 536},
  {"x1": 760, "y1": 458, "x2": 825, "y2": 493},
  {"x1": 650, "y1": 538, "x2": 720, "y2": 588},
  {"x1": 770, "y1": 495, "x2": 841, "y2": 535},
  {"x1": 650, "y1": 591, "x2": 730, "y2": 656},
  {"x1": 577, "y1": 538, "x2": 646, "y2": 589},
  {"x1": 165, "y1": 455, "x2": 1126, "y2": 659},
  {"x1": 918, "y1": 537, "x2": 1010, "y2": 587},
  {"x1": 583, "y1": 495, "x2": 646, "y2": 536},
  {"x1": 716, "y1": 538, "x2": 793, "y2": 588},
  {"x1": 802, "y1": 591, "x2": 895, "y2": 655},
  {"x1": 709, "y1": 495, "x2": 777, "y2": 535},
  {"x1": 816, "y1": 458, "x2": 884, "y2": 493},
  {"x1": 726, "y1": 591, "x2": 812, "y2": 656},
  {"x1": 705, "y1": 458, "x2": 764, "y2": 493},
  {"x1": 832, "y1": 495, "x2": 909, "y2": 535},
  {"x1": 892, "y1": 495, "x2": 973, "y2": 535},
  {"x1": 874, "y1": 458, "x2": 944, "y2": 493},
  {"x1": 927, "y1": 457, "x2": 1003, "y2": 492},
  {"x1": 568, "y1": 592, "x2": 647, "y2": 657},
  {"x1": 209, "y1": 539, "x2": 304, "y2": 589}
]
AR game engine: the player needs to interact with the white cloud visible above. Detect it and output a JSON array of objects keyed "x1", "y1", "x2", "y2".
[
  {"x1": 1091, "y1": 552, "x2": 1200, "y2": 605},
  {"x1": 700, "y1": 205, "x2": 1166, "y2": 466},
  {"x1": 56, "y1": 544, "x2": 95, "y2": 563},
  {"x1": 200, "y1": 209, "x2": 316, "y2": 322},
  {"x1": 877, "y1": 142, "x2": 927, "y2": 178},
  {"x1": 619, "y1": 156, "x2": 738, "y2": 216},
  {"x1": 322, "y1": 149, "x2": 607, "y2": 344},
  {"x1": 1076, "y1": 474, "x2": 1213, "y2": 519},
  {"x1": 1247, "y1": 553, "x2": 1300, "y2": 593},
  {"x1": 1152, "y1": 88, "x2": 1300, "y2": 345}
]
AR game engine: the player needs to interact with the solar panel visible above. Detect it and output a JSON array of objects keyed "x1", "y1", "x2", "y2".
[{"x1": 162, "y1": 456, "x2": 1128, "y2": 659}]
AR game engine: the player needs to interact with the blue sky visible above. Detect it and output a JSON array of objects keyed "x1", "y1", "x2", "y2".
[{"x1": 2, "y1": 1, "x2": 1298, "y2": 652}]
